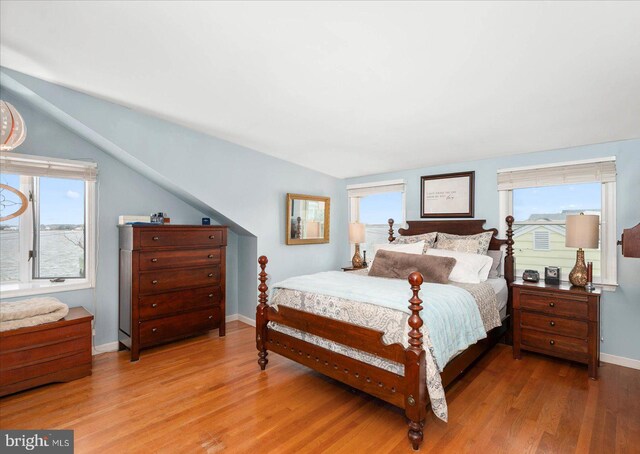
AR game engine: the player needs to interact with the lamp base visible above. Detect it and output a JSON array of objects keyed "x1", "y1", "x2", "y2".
[
  {"x1": 351, "y1": 244, "x2": 364, "y2": 268},
  {"x1": 569, "y1": 248, "x2": 588, "y2": 287}
]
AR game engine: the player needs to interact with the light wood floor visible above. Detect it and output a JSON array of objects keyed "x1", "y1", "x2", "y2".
[{"x1": 1, "y1": 321, "x2": 638, "y2": 453}]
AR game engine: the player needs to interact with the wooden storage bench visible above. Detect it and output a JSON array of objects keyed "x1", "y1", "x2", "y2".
[{"x1": 0, "y1": 307, "x2": 93, "y2": 397}]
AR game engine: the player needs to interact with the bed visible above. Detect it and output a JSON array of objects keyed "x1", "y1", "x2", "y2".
[{"x1": 256, "y1": 217, "x2": 515, "y2": 450}]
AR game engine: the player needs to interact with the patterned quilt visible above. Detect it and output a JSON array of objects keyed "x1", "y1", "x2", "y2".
[{"x1": 267, "y1": 274, "x2": 501, "y2": 422}]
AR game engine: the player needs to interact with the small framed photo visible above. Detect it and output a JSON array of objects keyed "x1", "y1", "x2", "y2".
[{"x1": 420, "y1": 171, "x2": 475, "y2": 218}]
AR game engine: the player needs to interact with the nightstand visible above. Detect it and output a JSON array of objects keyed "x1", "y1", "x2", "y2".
[
  {"x1": 511, "y1": 280, "x2": 601, "y2": 379},
  {"x1": 342, "y1": 265, "x2": 368, "y2": 272}
]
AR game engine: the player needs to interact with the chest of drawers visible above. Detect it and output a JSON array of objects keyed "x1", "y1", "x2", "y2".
[
  {"x1": 118, "y1": 225, "x2": 227, "y2": 361},
  {"x1": 512, "y1": 280, "x2": 600, "y2": 379}
]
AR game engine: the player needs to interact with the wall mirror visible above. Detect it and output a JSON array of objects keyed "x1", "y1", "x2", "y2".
[{"x1": 286, "y1": 193, "x2": 330, "y2": 245}]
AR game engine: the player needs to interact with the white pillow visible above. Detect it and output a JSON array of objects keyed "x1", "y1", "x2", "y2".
[
  {"x1": 426, "y1": 248, "x2": 493, "y2": 284},
  {"x1": 369, "y1": 241, "x2": 426, "y2": 271}
]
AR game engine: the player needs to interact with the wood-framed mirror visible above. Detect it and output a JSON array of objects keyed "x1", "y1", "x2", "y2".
[{"x1": 286, "y1": 193, "x2": 330, "y2": 245}]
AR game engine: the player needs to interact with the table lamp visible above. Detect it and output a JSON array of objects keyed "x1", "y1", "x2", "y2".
[
  {"x1": 349, "y1": 222, "x2": 366, "y2": 268},
  {"x1": 566, "y1": 213, "x2": 599, "y2": 287}
]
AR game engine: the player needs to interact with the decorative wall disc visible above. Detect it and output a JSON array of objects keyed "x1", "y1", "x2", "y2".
[{"x1": 0, "y1": 183, "x2": 29, "y2": 221}]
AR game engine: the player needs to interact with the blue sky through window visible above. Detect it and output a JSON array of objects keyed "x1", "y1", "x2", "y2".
[
  {"x1": 0, "y1": 174, "x2": 84, "y2": 225},
  {"x1": 359, "y1": 192, "x2": 402, "y2": 224},
  {"x1": 513, "y1": 182, "x2": 601, "y2": 221}
]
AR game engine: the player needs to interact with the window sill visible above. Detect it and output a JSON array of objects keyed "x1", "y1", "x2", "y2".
[{"x1": 0, "y1": 280, "x2": 94, "y2": 299}]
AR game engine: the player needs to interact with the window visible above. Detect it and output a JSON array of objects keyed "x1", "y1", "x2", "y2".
[
  {"x1": 0, "y1": 152, "x2": 97, "y2": 297},
  {"x1": 498, "y1": 157, "x2": 616, "y2": 286},
  {"x1": 347, "y1": 180, "x2": 406, "y2": 259}
]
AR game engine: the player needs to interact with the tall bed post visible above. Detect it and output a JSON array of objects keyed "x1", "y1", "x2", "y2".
[
  {"x1": 504, "y1": 216, "x2": 515, "y2": 284},
  {"x1": 404, "y1": 271, "x2": 426, "y2": 451},
  {"x1": 256, "y1": 255, "x2": 269, "y2": 370},
  {"x1": 388, "y1": 218, "x2": 396, "y2": 243}
]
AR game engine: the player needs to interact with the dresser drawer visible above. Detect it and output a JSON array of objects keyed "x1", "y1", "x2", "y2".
[
  {"x1": 518, "y1": 291, "x2": 588, "y2": 319},
  {"x1": 139, "y1": 266, "x2": 221, "y2": 294},
  {"x1": 139, "y1": 248, "x2": 221, "y2": 270},
  {"x1": 520, "y1": 311, "x2": 588, "y2": 339},
  {"x1": 139, "y1": 307, "x2": 221, "y2": 347},
  {"x1": 139, "y1": 286, "x2": 223, "y2": 319},
  {"x1": 139, "y1": 229, "x2": 225, "y2": 249},
  {"x1": 521, "y1": 328, "x2": 589, "y2": 360}
]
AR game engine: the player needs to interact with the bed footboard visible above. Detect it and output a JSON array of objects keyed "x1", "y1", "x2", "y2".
[{"x1": 255, "y1": 256, "x2": 428, "y2": 450}]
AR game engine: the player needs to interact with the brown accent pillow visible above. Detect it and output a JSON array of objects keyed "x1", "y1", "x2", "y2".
[{"x1": 368, "y1": 250, "x2": 456, "y2": 284}]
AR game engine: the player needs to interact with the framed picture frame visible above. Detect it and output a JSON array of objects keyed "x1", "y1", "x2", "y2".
[{"x1": 420, "y1": 171, "x2": 475, "y2": 218}]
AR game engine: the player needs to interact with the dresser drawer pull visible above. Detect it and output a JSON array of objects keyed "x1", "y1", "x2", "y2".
[
  {"x1": 208, "y1": 294, "x2": 214, "y2": 298},
  {"x1": 549, "y1": 321, "x2": 555, "y2": 327},
  {"x1": 208, "y1": 315, "x2": 213, "y2": 319},
  {"x1": 152, "y1": 236, "x2": 160, "y2": 241},
  {"x1": 209, "y1": 235, "x2": 215, "y2": 239},
  {"x1": 549, "y1": 302, "x2": 555, "y2": 307},
  {"x1": 152, "y1": 328, "x2": 158, "y2": 333},
  {"x1": 549, "y1": 340, "x2": 555, "y2": 346},
  {"x1": 208, "y1": 273, "x2": 214, "y2": 277},
  {"x1": 208, "y1": 254, "x2": 214, "y2": 258},
  {"x1": 152, "y1": 303, "x2": 158, "y2": 308},
  {"x1": 152, "y1": 280, "x2": 158, "y2": 284},
  {"x1": 151, "y1": 258, "x2": 158, "y2": 263}
]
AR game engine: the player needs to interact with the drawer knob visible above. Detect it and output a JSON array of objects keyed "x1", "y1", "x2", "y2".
[
  {"x1": 208, "y1": 254, "x2": 214, "y2": 259},
  {"x1": 208, "y1": 273, "x2": 214, "y2": 277},
  {"x1": 549, "y1": 340, "x2": 555, "y2": 346},
  {"x1": 152, "y1": 328, "x2": 158, "y2": 333},
  {"x1": 209, "y1": 235, "x2": 215, "y2": 239},
  {"x1": 208, "y1": 293, "x2": 214, "y2": 298},
  {"x1": 152, "y1": 303, "x2": 158, "y2": 308},
  {"x1": 549, "y1": 302, "x2": 555, "y2": 307},
  {"x1": 152, "y1": 236, "x2": 160, "y2": 241},
  {"x1": 151, "y1": 258, "x2": 158, "y2": 263},
  {"x1": 152, "y1": 280, "x2": 158, "y2": 284},
  {"x1": 549, "y1": 321, "x2": 555, "y2": 327},
  {"x1": 208, "y1": 315, "x2": 213, "y2": 319}
]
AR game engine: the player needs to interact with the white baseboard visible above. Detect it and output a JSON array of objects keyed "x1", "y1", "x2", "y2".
[
  {"x1": 93, "y1": 341, "x2": 119, "y2": 355},
  {"x1": 226, "y1": 314, "x2": 239, "y2": 323},
  {"x1": 237, "y1": 314, "x2": 256, "y2": 327},
  {"x1": 600, "y1": 353, "x2": 640, "y2": 370}
]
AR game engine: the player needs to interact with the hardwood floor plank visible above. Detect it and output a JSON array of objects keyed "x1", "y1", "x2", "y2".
[{"x1": 1, "y1": 321, "x2": 638, "y2": 453}]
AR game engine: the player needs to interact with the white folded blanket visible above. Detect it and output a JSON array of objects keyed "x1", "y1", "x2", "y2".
[{"x1": 0, "y1": 297, "x2": 69, "y2": 332}]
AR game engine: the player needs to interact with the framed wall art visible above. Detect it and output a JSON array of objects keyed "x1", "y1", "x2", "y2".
[{"x1": 420, "y1": 171, "x2": 474, "y2": 218}]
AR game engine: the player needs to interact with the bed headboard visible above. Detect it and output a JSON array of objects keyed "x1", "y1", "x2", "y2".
[{"x1": 387, "y1": 217, "x2": 515, "y2": 284}]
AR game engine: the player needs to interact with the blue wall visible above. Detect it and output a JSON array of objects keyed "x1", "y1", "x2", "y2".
[
  {"x1": 1, "y1": 68, "x2": 350, "y2": 338},
  {"x1": 0, "y1": 90, "x2": 223, "y2": 345},
  {"x1": 346, "y1": 140, "x2": 640, "y2": 361}
]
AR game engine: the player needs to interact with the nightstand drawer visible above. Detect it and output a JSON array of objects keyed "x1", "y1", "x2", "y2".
[
  {"x1": 519, "y1": 291, "x2": 588, "y2": 319},
  {"x1": 521, "y1": 328, "x2": 588, "y2": 359},
  {"x1": 520, "y1": 312, "x2": 588, "y2": 339}
]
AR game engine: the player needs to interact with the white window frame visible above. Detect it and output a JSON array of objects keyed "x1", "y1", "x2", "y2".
[
  {"x1": 347, "y1": 179, "x2": 407, "y2": 224},
  {"x1": 1, "y1": 152, "x2": 97, "y2": 298},
  {"x1": 498, "y1": 157, "x2": 617, "y2": 288}
]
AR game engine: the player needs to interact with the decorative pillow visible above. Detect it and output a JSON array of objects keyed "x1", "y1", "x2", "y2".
[
  {"x1": 487, "y1": 250, "x2": 503, "y2": 278},
  {"x1": 368, "y1": 250, "x2": 456, "y2": 284},
  {"x1": 368, "y1": 241, "x2": 425, "y2": 271},
  {"x1": 393, "y1": 232, "x2": 437, "y2": 253},
  {"x1": 435, "y1": 231, "x2": 494, "y2": 255},
  {"x1": 426, "y1": 248, "x2": 493, "y2": 284}
]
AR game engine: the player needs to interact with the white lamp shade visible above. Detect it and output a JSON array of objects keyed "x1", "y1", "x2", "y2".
[
  {"x1": 349, "y1": 222, "x2": 366, "y2": 244},
  {"x1": 565, "y1": 214, "x2": 599, "y2": 249},
  {"x1": 0, "y1": 101, "x2": 27, "y2": 151}
]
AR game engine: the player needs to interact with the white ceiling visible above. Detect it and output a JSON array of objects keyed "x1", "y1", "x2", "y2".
[{"x1": 1, "y1": 2, "x2": 639, "y2": 178}]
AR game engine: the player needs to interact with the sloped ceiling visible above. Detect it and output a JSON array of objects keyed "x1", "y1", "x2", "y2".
[{"x1": 1, "y1": 1, "x2": 639, "y2": 178}]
